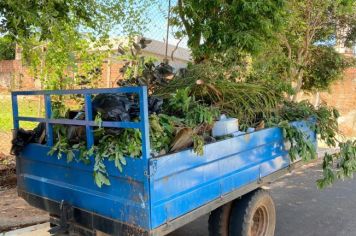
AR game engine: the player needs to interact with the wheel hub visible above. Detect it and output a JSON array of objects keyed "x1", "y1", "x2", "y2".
[{"x1": 251, "y1": 205, "x2": 268, "y2": 236}]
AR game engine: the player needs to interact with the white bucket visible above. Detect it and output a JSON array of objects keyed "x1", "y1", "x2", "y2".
[{"x1": 212, "y1": 115, "x2": 239, "y2": 137}]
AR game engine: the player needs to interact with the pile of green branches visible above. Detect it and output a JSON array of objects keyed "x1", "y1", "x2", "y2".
[
  {"x1": 155, "y1": 62, "x2": 282, "y2": 126},
  {"x1": 49, "y1": 90, "x2": 220, "y2": 187},
  {"x1": 266, "y1": 100, "x2": 356, "y2": 188},
  {"x1": 47, "y1": 61, "x2": 355, "y2": 189},
  {"x1": 155, "y1": 63, "x2": 356, "y2": 189}
]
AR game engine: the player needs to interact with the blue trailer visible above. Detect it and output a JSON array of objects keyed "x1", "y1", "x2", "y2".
[{"x1": 12, "y1": 86, "x2": 316, "y2": 236}]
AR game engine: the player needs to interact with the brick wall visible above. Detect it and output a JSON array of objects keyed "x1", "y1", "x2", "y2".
[
  {"x1": 0, "y1": 60, "x2": 125, "y2": 91},
  {"x1": 100, "y1": 62, "x2": 125, "y2": 88},
  {"x1": 0, "y1": 60, "x2": 18, "y2": 91},
  {"x1": 320, "y1": 68, "x2": 356, "y2": 137},
  {"x1": 0, "y1": 60, "x2": 36, "y2": 91}
]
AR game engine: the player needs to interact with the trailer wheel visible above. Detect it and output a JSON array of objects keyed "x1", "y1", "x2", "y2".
[
  {"x1": 229, "y1": 189, "x2": 276, "y2": 236},
  {"x1": 208, "y1": 202, "x2": 233, "y2": 236}
]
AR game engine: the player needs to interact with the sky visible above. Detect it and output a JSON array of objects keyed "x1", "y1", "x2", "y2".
[{"x1": 112, "y1": 0, "x2": 189, "y2": 49}]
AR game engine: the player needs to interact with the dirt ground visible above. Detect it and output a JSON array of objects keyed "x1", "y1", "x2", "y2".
[
  {"x1": 0, "y1": 132, "x2": 12, "y2": 157},
  {"x1": 0, "y1": 188, "x2": 49, "y2": 233},
  {"x1": 0, "y1": 154, "x2": 48, "y2": 233},
  {"x1": 0, "y1": 154, "x2": 16, "y2": 190}
]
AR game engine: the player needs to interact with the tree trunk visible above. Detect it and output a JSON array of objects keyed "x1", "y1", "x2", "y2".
[
  {"x1": 292, "y1": 69, "x2": 304, "y2": 101},
  {"x1": 314, "y1": 92, "x2": 320, "y2": 107}
]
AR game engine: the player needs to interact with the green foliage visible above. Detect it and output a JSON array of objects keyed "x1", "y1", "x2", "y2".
[
  {"x1": 116, "y1": 39, "x2": 158, "y2": 82},
  {"x1": 156, "y1": 63, "x2": 281, "y2": 126},
  {"x1": 329, "y1": 0, "x2": 356, "y2": 48},
  {"x1": 93, "y1": 129, "x2": 141, "y2": 186},
  {"x1": 186, "y1": 103, "x2": 219, "y2": 127},
  {"x1": 170, "y1": 0, "x2": 355, "y2": 96},
  {"x1": 0, "y1": 35, "x2": 15, "y2": 60},
  {"x1": 49, "y1": 126, "x2": 142, "y2": 187},
  {"x1": 278, "y1": 121, "x2": 316, "y2": 162},
  {"x1": 0, "y1": 0, "x2": 152, "y2": 40},
  {"x1": 245, "y1": 0, "x2": 356, "y2": 98},
  {"x1": 247, "y1": 44, "x2": 294, "y2": 96},
  {"x1": 149, "y1": 114, "x2": 181, "y2": 154},
  {"x1": 48, "y1": 112, "x2": 186, "y2": 187},
  {"x1": 15, "y1": 0, "x2": 154, "y2": 116},
  {"x1": 171, "y1": 0, "x2": 285, "y2": 62},
  {"x1": 162, "y1": 88, "x2": 220, "y2": 156},
  {"x1": 270, "y1": 100, "x2": 340, "y2": 148},
  {"x1": 168, "y1": 88, "x2": 192, "y2": 114},
  {"x1": 165, "y1": 87, "x2": 220, "y2": 127},
  {"x1": 317, "y1": 140, "x2": 356, "y2": 189},
  {"x1": 21, "y1": 24, "x2": 109, "y2": 91},
  {"x1": 267, "y1": 100, "x2": 318, "y2": 124},
  {"x1": 266, "y1": 100, "x2": 356, "y2": 189},
  {"x1": 48, "y1": 127, "x2": 88, "y2": 167},
  {"x1": 1, "y1": 0, "x2": 88, "y2": 39},
  {"x1": 192, "y1": 134, "x2": 204, "y2": 156},
  {"x1": 281, "y1": 0, "x2": 356, "y2": 49},
  {"x1": 282, "y1": 0, "x2": 355, "y2": 96},
  {"x1": 2, "y1": 0, "x2": 154, "y2": 97},
  {"x1": 47, "y1": 132, "x2": 72, "y2": 161},
  {"x1": 302, "y1": 46, "x2": 355, "y2": 92}
]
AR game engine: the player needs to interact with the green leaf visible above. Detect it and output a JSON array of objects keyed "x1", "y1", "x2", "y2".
[
  {"x1": 94, "y1": 171, "x2": 110, "y2": 188},
  {"x1": 67, "y1": 150, "x2": 74, "y2": 163},
  {"x1": 94, "y1": 172, "x2": 102, "y2": 188},
  {"x1": 119, "y1": 154, "x2": 126, "y2": 166},
  {"x1": 115, "y1": 158, "x2": 123, "y2": 172}
]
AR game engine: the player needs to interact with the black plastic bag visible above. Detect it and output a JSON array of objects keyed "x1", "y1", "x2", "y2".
[{"x1": 11, "y1": 123, "x2": 46, "y2": 155}]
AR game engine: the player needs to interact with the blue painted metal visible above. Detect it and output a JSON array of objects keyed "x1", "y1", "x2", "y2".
[
  {"x1": 11, "y1": 94, "x2": 19, "y2": 129},
  {"x1": 14, "y1": 86, "x2": 152, "y2": 229},
  {"x1": 84, "y1": 94, "x2": 94, "y2": 149},
  {"x1": 18, "y1": 144, "x2": 150, "y2": 228},
  {"x1": 13, "y1": 87, "x2": 317, "y2": 234},
  {"x1": 16, "y1": 117, "x2": 141, "y2": 129},
  {"x1": 44, "y1": 95, "x2": 53, "y2": 146},
  {"x1": 12, "y1": 87, "x2": 142, "y2": 96},
  {"x1": 149, "y1": 121, "x2": 316, "y2": 228},
  {"x1": 138, "y1": 87, "x2": 153, "y2": 229}
]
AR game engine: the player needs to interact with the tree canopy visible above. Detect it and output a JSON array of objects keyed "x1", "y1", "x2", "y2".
[
  {"x1": 0, "y1": 0, "x2": 141, "y2": 40},
  {"x1": 172, "y1": 0, "x2": 355, "y2": 95},
  {"x1": 1, "y1": 0, "x2": 98, "y2": 39},
  {"x1": 0, "y1": 35, "x2": 15, "y2": 60},
  {"x1": 171, "y1": 0, "x2": 285, "y2": 62},
  {"x1": 277, "y1": 0, "x2": 356, "y2": 97},
  {"x1": 0, "y1": 0, "x2": 152, "y2": 91}
]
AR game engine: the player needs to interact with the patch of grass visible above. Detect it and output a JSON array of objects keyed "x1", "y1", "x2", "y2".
[{"x1": 0, "y1": 96, "x2": 42, "y2": 132}]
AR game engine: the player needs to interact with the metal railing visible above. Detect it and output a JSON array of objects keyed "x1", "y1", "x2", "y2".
[{"x1": 11, "y1": 86, "x2": 151, "y2": 159}]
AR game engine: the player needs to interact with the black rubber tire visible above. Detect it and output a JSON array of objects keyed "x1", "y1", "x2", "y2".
[
  {"x1": 209, "y1": 202, "x2": 233, "y2": 236},
  {"x1": 229, "y1": 189, "x2": 276, "y2": 236}
]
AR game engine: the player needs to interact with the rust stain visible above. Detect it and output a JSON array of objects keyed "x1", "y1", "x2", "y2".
[{"x1": 163, "y1": 176, "x2": 169, "y2": 183}]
